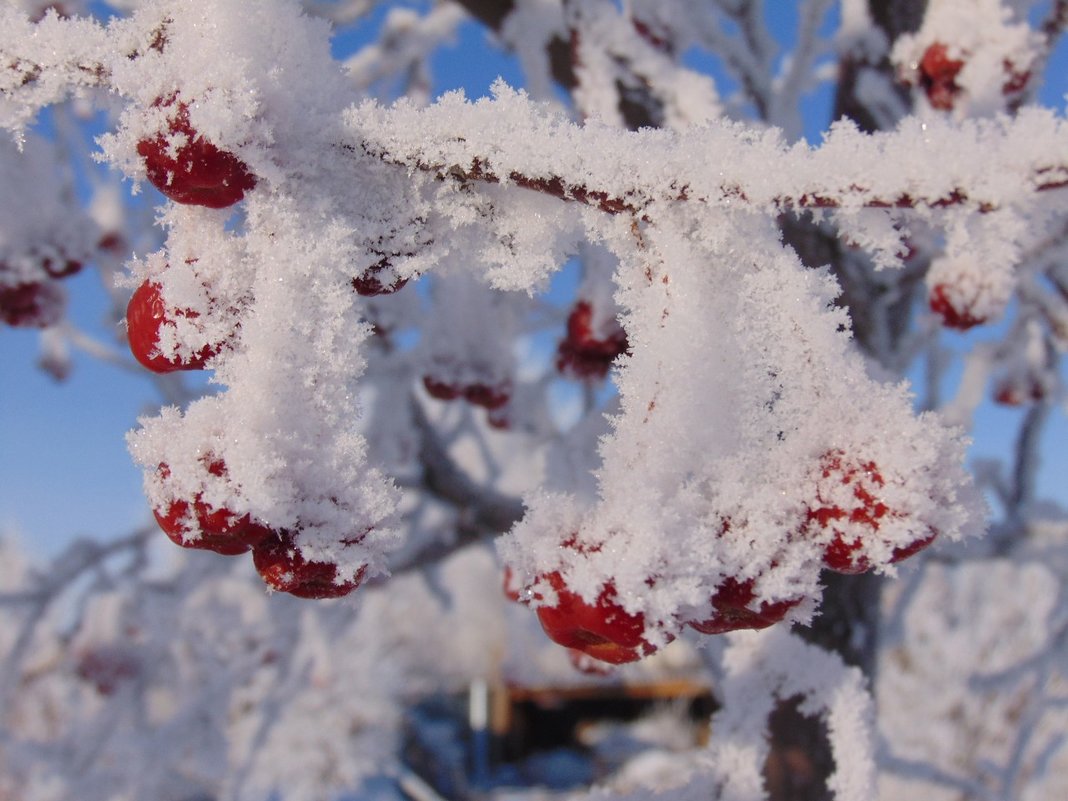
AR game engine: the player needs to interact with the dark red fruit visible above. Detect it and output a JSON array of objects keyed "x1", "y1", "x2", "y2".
[
  {"x1": 929, "y1": 284, "x2": 986, "y2": 331},
  {"x1": 889, "y1": 531, "x2": 937, "y2": 563},
  {"x1": 75, "y1": 646, "x2": 140, "y2": 695},
  {"x1": 252, "y1": 530, "x2": 365, "y2": 599},
  {"x1": 153, "y1": 460, "x2": 271, "y2": 555},
  {"x1": 352, "y1": 262, "x2": 408, "y2": 296},
  {"x1": 993, "y1": 375, "x2": 1046, "y2": 407},
  {"x1": 464, "y1": 382, "x2": 510, "y2": 410},
  {"x1": 806, "y1": 450, "x2": 936, "y2": 573},
  {"x1": 0, "y1": 281, "x2": 63, "y2": 328},
  {"x1": 556, "y1": 301, "x2": 629, "y2": 381},
  {"x1": 137, "y1": 97, "x2": 256, "y2": 209},
  {"x1": 422, "y1": 374, "x2": 510, "y2": 409},
  {"x1": 535, "y1": 571, "x2": 662, "y2": 665},
  {"x1": 918, "y1": 43, "x2": 964, "y2": 111},
  {"x1": 126, "y1": 280, "x2": 219, "y2": 373},
  {"x1": 806, "y1": 451, "x2": 889, "y2": 574},
  {"x1": 423, "y1": 375, "x2": 462, "y2": 401},
  {"x1": 41, "y1": 257, "x2": 82, "y2": 279},
  {"x1": 687, "y1": 577, "x2": 799, "y2": 635}
]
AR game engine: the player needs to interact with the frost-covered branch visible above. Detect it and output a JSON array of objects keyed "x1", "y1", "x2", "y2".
[{"x1": 355, "y1": 89, "x2": 1068, "y2": 220}]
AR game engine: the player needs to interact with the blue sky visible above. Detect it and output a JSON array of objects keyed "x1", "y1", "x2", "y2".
[{"x1": 2, "y1": 2, "x2": 1068, "y2": 557}]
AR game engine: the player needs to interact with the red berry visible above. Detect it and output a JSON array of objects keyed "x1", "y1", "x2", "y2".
[
  {"x1": 687, "y1": 577, "x2": 799, "y2": 635},
  {"x1": 152, "y1": 460, "x2": 271, "y2": 555},
  {"x1": 805, "y1": 450, "x2": 936, "y2": 572},
  {"x1": 464, "y1": 382, "x2": 510, "y2": 410},
  {"x1": 126, "y1": 280, "x2": 220, "y2": 373},
  {"x1": 534, "y1": 571, "x2": 661, "y2": 665},
  {"x1": 806, "y1": 451, "x2": 889, "y2": 574},
  {"x1": 136, "y1": 97, "x2": 256, "y2": 209},
  {"x1": 0, "y1": 281, "x2": 63, "y2": 328},
  {"x1": 352, "y1": 262, "x2": 408, "y2": 296},
  {"x1": 890, "y1": 530, "x2": 937, "y2": 563},
  {"x1": 556, "y1": 301, "x2": 629, "y2": 381},
  {"x1": 993, "y1": 376, "x2": 1045, "y2": 407},
  {"x1": 422, "y1": 374, "x2": 510, "y2": 410},
  {"x1": 75, "y1": 646, "x2": 140, "y2": 696},
  {"x1": 918, "y1": 43, "x2": 964, "y2": 111},
  {"x1": 41, "y1": 257, "x2": 82, "y2": 279},
  {"x1": 423, "y1": 375, "x2": 462, "y2": 401},
  {"x1": 929, "y1": 284, "x2": 986, "y2": 331},
  {"x1": 252, "y1": 530, "x2": 365, "y2": 599}
]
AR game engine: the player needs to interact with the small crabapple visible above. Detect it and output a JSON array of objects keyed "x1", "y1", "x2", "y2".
[
  {"x1": 252, "y1": 530, "x2": 365, "y2": 599},
  {"x1": 41, "y1": 257, "x2": 82, "y2": 279},
  {"x1": 918, "y1": 43, "x2": 964, "y2": 111},
  {"x1": 423, "y1": 375, "x2": 462, "y2": 401},
  {"x1": 556, "y1": 301, "x2": 629, "y2": 381},
  {"x1": 137, "y1": 96, "x2": 256, "y2": 209},
  {"x1": 687, "y1": 577, "x2": 800, "y2": 636},
  {"x1": 463, "y1": 382, "x2": 510, "y2": 410},
  {"x1": 0, "y1": 281, "x2": 63, "y2": 328},
  {"x1": 422, "y1": 374, "x2": 511, "y2": 410},
  {"x1": 806, "y1": 450, "x2": 936, "y2": 573},
  {"x1": 153, "y1": 460, "x2": 272, "y2": 555},
  {"x1": 126, "y1": 280, "x2": 221, "y2": 373},
  {"x1": 534, "y1": 570, "x2": 663, "y2": 665},
  {"x1": 352, "y1": 261, "x2": 409, "y2": 296},
  {"x1": 929, "y1": 284, "x2": 986, "y2": 331},
  {"x1": 75, "y1": 645, "x2": 140, "y2": 696}
]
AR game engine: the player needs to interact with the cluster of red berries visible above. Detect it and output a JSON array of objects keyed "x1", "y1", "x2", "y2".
[
  {"x1": 506, "y1": 450, "x2": 937, "y2": 668},
  {"x1": 556, "y1": 300, "x2": 629, "y2": 381},
  {"x1": 0, "y1": 255, "x2": 82, "y2": 329},
  {"x1": 993, "y1": 371, "x2": 1048, "y2": 407},
  {"x1": 153, "y1": 456, "x2": 364, "y2": 599},
  {"x1": 423, "y1": 374, "x2": 511, "y2": 410},
  {"x1": 131, "y1": 94, "x2": 389, "y2": 593}
]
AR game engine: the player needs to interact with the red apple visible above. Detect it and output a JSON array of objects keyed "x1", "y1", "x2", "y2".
[
  {"x1": 137, "y1": 97, "x2": 256, "y2": 209},
  {"x1": 126, "y1": 280, "x2": 220, "y2": 373},
  {"x1": 252, "y1": 530, "x2": 365, "y2": 599}
]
